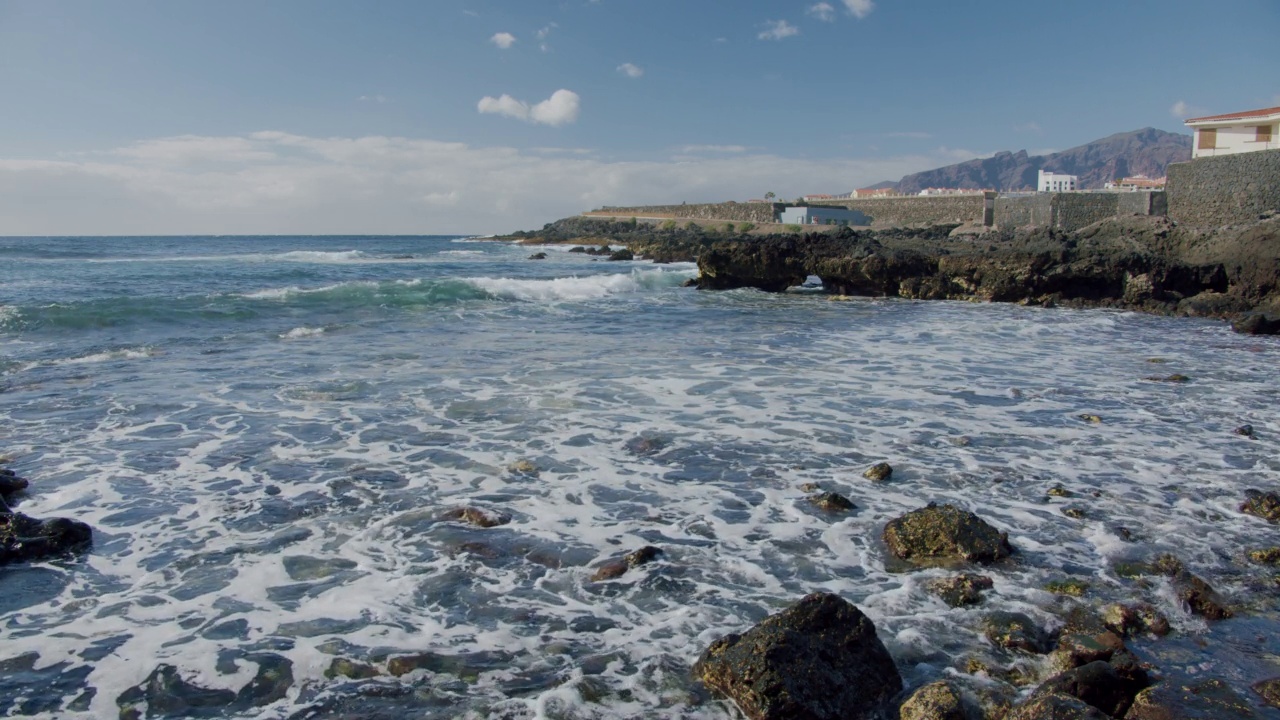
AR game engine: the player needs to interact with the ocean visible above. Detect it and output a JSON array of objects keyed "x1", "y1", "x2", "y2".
[{"x1": 1, "y1": 235, "x2": 1278, "y2": 718}]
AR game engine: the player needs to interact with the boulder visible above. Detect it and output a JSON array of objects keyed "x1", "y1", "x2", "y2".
[
  {"x1": 590, "y1": 546, "x2": 662, "y2": 582},
  {"x1": 1240, "y1": 489, "x2": 1280, "y2": 524},
  {"x1": 1004, "y1": 693, "x2": 1112, "y2": 720},
  {"x1": 1031, "y1": 660, "x2": 1151, "y2": 717},
  {"x1": 808, "y1": 492, "x2": 855, "y2": 512},
  {"x1": 1127, "y1": 678, "x2": 1257, "y2": 719},
  {"x1": 527, "y1": 252, "x2": 548, "y2": 260},
  {"x1": 0, "y1": 513, "x2": 93, "y2": 566},
  {"x1": 1101, "y1": 603, "x2": 1171, "y2": 638},
  {"x1": 1253, "y1": 678, "x2": 1280, "y2": 709},
  {"x1": 1232, "y1": 313, "x2": 1280, "y2": 335},
  {"x1": 606, "y1": 248, "x2": 635, "y2": 261},
  {"x1": 117, "y1": 665, "x2": 237, "y2": 720},
  {"x1": 693, "y1": 592, "x2": 902, "y2": 720},
  {"x1": 441, "y1": 507, "x2": 511, "y2": 529},
  {"x1": 983, "y1": 612, "x2": 1050, "y2": 654},
  {"x1": 898, "y1": 681, "x2": 970, "y2": 720},
  {"x1": 863, "y1": 462, "x2": 893, "y2": 482},
  {"x1": 883, "y1": 503, "x2": 1013, "y2": 564},
  {"x1": 0, "y1": 468, "x2": 28, "y2": 500},
  {"x1": 928, "y1": 574, "x2": 993, "y2": 608},
  {"x1": 1171, "y1": 571, "x2": 1233, "y2": 620}
]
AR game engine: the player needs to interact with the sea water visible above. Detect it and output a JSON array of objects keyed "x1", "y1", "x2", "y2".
[{"x1": 1, "y1": 235, "x2": 1278, "y2": 718}]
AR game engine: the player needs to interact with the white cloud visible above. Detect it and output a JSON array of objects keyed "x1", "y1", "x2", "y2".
[
  {"x1": 359, "y1": 94, "x2": 387, "y2": 104},
  {"x1": 617, "y1": 63, "x2": 644, "y2": 78},
  {"x1": 0, "y1": 131, "x2": 984, "y2": 235},
  {"x1": 758, "y1": 20, "x2": 799, "y2": 40},
  {"x1": 477, "y1": 89, "x2": 581, "y2": 126},
  {"x1": 806, "y1": 3, "x2": 836, "y2": 22},
  {"x1": 843, "y1": 0, "x2": 875, "y2": 18},
  {"x1": 489, "y1": 32, "x2": 516, "y2": 49},
  {"x1": 1170, "y1": 100, "x2": 1206, "y2": 119},
  {"x1": 536, "y1": 22, "x2": 556, "y2": 52}
]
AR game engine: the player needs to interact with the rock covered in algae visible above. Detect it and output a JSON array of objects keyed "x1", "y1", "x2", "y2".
[
  {"x1": 883, "y1": 503, "x2": 1012, "y2": 564},
  {"x1": 693, "y1": 592, "x2": 902, "y2": 720}
]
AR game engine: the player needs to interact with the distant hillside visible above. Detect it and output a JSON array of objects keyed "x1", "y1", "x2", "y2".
[{"x1": 888, "y1": 128, "x2": 1192, "y2": 194}]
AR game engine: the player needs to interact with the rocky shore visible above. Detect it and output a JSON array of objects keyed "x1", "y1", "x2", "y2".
[{"x1": 502, "y1": 213, "x2": 1280, "y2": 333}]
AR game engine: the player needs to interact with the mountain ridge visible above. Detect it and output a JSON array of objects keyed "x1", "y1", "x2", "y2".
[{"x1": 882, "y1": 128, "x2": 1192, "y2": 194}]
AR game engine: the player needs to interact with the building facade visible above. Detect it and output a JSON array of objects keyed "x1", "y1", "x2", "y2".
[
  {"x1": 778, "y1": 206, "x2": 870, "y2": 226},
  {"x1": 853, "y1": 188, "x2": 898, "y2": 199},
  {"x1": 1185, "y1": 105, "x2": 1280, "y2": 158},
  {"x1": 1038, "y1": 170, "x2": 1077, "y2": 193}
]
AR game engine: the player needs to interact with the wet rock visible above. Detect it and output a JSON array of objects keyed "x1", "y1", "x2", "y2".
[
  {"x1": 1235, "y1": 424, "x2": 1256, "y2": 438},
  {"x1": 325, "y1": 658, "x2": 380, "y2": 680},
  {"x1": 1061, "y1": 506, "x2": 1088, "y2": 519},
  {"x1": 1078, "y1": 414, "x2": 1102, "y2": 424},
  {"x1": 1127, "y1": 678, "x2": 1257, "y2": 719},
  {"x1": 863, "y1": 462, "x2": 893, "y2": 482},
  {"x1": 568, "y1": 245, "x2": 587, "y2": 253},
  {"x1": 882, "y1": 503, "x2": 1013, "y2": 564},
  {"x1": 928, "y1": 573, "x2": 993, "y2": 608},
  {"x1": 1172, "y1": 570, "x2": 1233, "y2": 620},
  {"x1": 1102, "y1": 603, "x2": 1171, "y2": 638},
  {"x1": 385, "y1": 651, "x2": 508, "y2": 680},
  {"x1": 1253, "y1": 678, "x2": 1280, "y2": 709},
  {"x1": 693, "y1": 592, "x2": 902, "y2": 720},
  {"x1": 0, "y1": 469, "x2": 28, "y2": 500},
  {"x1": 1005, "y1": 693, "x2": 1112, "y2": 720},
  {"x1": 623, "y1": 436, "x2": 666, "y2": 456},
  {"x1": 590, "y1": 546, "x2": 662, "y2": 582},
  {"x1": 0, "y1": 513, "x2": 93, "y2": 566},
  {"x1": 1144, "y1": 374, "x2": 1190, "y2": 383},
  {"x1": 983, "y1": 611, "x2": 1050, "y2": 654},
  {"x1": 1044, "y1": 578, "x2": 1090, "y2": 597},
  {"x1": 507, "y1": 459, "x2": 539, "y2": 476},
  {"x1": 117, "y1": 664, "x2": 237, "y2": 720},
  {"x1": 606, "y1": 248, "x2": 634, "y2": 261},
  {"x1": 235, "y1": 654, "x2": 293, "y2": 707},
  {"x1": 898, "y1": 680, "x2": 970, "y2": 720},
  {"x1": 1032, "y1": 660, "x2": 1151, "y2": 717},
  {"x1": 527, "y1": 252, "x2": 548, "y2": 260},
  {"x1": 1046, "y1": 630, "x2": 1126, "y2": 676},
  {"x1": 1232, "y1": 312, "x2": 1280, "y2": 335},
  {"x1": 441, "y1": 507, "x2": 511, "y2": 529},
  {"x1": 1248, "y1": 547, "x2": 1280, "y2": 565},
  {"x1": 1047, "y1": 484, "x2": 1073, "y2": 498},
  {"x1": 1240, "y1": 489, "x2": 1280, "y2": 524},
  {"x1": 798, "y1": 482, "x2": 822, "y2": 492},
  {"x1": 809, "y1": 491, "x2": 856, "y2": 512}
]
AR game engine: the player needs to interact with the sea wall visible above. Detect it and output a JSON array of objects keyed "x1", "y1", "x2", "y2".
[
  {"x1": 809, "y1": 196, "x2": 985, "y2": 228},
  {"x1": 994, "y1": 192, "x2": 1166, "y2": 231},
  {"x1": 1166, "y1": 149, "x2": 1280, "y2": 227},
  {"x1": 588, "y1": 203, "x2": 781, "y2": 224}
]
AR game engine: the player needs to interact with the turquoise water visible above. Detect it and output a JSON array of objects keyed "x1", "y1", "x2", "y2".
[{"x1": 2, "y1": 236, "x2": 1279, "y2": 718}]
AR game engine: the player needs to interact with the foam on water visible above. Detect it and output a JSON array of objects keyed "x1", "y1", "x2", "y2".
[{"x1": 3, "y1": 238, "x2": 1280, "y2": 718}]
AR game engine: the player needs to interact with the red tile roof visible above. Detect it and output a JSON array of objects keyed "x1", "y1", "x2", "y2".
[{"x1": 1185, "y1": 105, "x2": 1280, "y2": 123}]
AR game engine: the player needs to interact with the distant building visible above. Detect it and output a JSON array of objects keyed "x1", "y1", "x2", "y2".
[
  {"x1": 853, "y1": 188, "x2": 897, "y2": 199},
  {"x1": 1038, "y1": 170, "x2": 1077, "y2": 192},
  {"x1": 778, "y1": 206, "x2": 870, "y2": 226},
  {"x1": 802, "y1": 194, "x2": 839, "y2": 202},
  {"x1": 1104, "y1": 175, "x2": 1166, "y2": 191},
  {"x1": 1185, "y1": 105, "x2": 1280, "y2": 158},
  {"x1": 917, "y1": 187, "x2": 989, "y2": 197}
]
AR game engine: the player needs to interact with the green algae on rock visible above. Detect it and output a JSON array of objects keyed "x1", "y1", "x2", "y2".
[{"x1": 883, "y1": 503, "x2": 1013, "y2": 564}]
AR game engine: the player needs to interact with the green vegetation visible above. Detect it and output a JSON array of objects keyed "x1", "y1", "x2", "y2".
[
  {"x1": 738, "y1": 222, "x2": 756, "y2": 233},
  {"x1": 783, "y1": 224, "x2": 803, "y2": 234},
  {"x1": 660, "y1": 219, "x2": 678, "y2": 231},
  {"x1": 722, "y1": 222, "x2": 735, "y2": 234},
  {"x1": 1045, "y1": 579, "x2": 1089, "y2": 596}
]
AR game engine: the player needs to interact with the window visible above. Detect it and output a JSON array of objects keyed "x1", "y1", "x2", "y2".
[
  {"x1": 1198, "y1": 128, "x2": 1216, "y2": 149},
  {"x1": 1259, "y1": 125, "x2": 1274, "y2": 143}
]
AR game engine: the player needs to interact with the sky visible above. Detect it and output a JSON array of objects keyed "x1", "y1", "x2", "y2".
[{"x1": 1, "y1": 0, "x2": 1277, "y2": 235}]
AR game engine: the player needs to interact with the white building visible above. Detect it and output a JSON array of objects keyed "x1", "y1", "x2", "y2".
[
  {"x1": 778, "y1": 206, "x2": 870, "y2": 226},
  {"x1": 1038, "y1": 170, "x2": 1077, "y2": 193},
  {"x1": 1185, "y1": 105, "x2": 1280, "y2": 158}
]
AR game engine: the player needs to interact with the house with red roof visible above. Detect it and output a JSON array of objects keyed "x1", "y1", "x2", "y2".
[{"x1": 1184, "y1": 105, "x2": 1280, "y2": 158}]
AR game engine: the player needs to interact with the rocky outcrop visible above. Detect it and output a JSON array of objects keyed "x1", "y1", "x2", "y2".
[
  {"x1": 1127, "y1": 678, "x2": 1257, "y2": 719},
  {"x1": 898, "y1": 681, "x2": 971, "y2": 720},
  {"x1": 1005, "y1": 693, "x2": 1112, "y2": 720},
  {"x1": 928, "y1": 573, "x2": 993, "y2": 607},
  {"x1": 590, "y1": 546, "x2": 662, "y2": 582},
  {"x1": 0, "y1": 466, "x2": 93, "y2": 566},
  {"x1": 1240, "y1": 489, "x2": 1280, "y2": 524},
  {"x1": 883, "y1": 503, "x2": 1013, "y2": 564},
  {"x1": 693, "y1": 592, "x2": 902, "y2": 720}
]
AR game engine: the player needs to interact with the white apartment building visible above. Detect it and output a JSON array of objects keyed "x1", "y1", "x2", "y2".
[
  {"x1": 1038, "y1": 170, "x2": 1077, "y2": 192},
  {"x1": 1185, "y1": 105, "x2": 1280, "y2": 158}
]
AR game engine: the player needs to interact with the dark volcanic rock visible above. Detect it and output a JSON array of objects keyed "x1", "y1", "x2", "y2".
[
  {"x1": 863, "y1": 462, "x2": 893, "y2": 482},
  {"x1": 1253, "y1": 677, "x2": 1280, "y2": 708},
  {"x1": 1240, "y1": 489, "x2": 1280, "y2": 523},
  {"x1": 898, "y1": 680, "x2": 970, "y2": 720},
  {"x1": 983, "y1": 612, "x2": 1050, "y2": 654},
  {"x1": 1005, "y1": 693, "x2": 1112, "y2": 720},
  {"x1": 0, "y1": 468, "x2": 28, "y2": 500},
  {"x1": 118, "y1": 664, "x2": 237, "y2": 720},
  {"x1": 0, "y1": 512, "x2": 92, "y2": 566},
  {"x1": 693, "y1": 592, "x2": 902, "y2": 720},
  {"x1": 808, "y1": 491, "x2": 856, "y2": 512},
  {"x1": 1127, "y1": 678, "x2": 1257, "y2": 719},
  {"x1": 606, "y1": 248, "x2": 634, "y2": 261},
  {"x1": 441, "y1": 507, "x2": 511, "y2": 529},
  {"x1": 1032, "y1": 660, "x2": 1151, "y2": 717},
  {"x1": 1102, "y1": 603, "x2": 1171, "y2": 638},
  {"x1": 527, "y1": 252, "x2": 548, "y2": 260},
  {"x1": 883, "y1": 503, "x2": 1013, "y2": 564},
  {"x1": 590, "y1": 546, "x2": 662, "y2": 582},
  {"x1": 1232, "y1": 313, "x2": 1280, "y2": 335},
  {"x1": 928, "y1": 573, "x2": 993, "y2": 607},
  {"x1": 1171, "y1": 571, "x2": 1233, "y2": 620}
]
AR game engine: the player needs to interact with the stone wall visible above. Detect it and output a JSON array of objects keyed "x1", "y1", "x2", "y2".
[
  {"x1": 809, "y1": 196, "x2": 985, "y2": 228},
  {"x1": 1167, "y1": 149, "x2": 1280, "y2": 227},
  {"x1": 994, "y1": 192, "x2": 1166, "y2": 231},
  {"x1": 590, "y1": 203, "x2": 781, "y2": 224}
]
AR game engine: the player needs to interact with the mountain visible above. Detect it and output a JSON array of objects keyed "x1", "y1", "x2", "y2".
[{"x1": 888, "y1": 128, "x2": 1192, "y2": 194}]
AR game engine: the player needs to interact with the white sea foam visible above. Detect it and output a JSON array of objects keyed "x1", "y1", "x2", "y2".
[
  {"x1": 279, "y1": 326, "x2": 326, "y2": 339},
  {"x1": 467, "y1": 268, "x2": 694, "y2": 302}
]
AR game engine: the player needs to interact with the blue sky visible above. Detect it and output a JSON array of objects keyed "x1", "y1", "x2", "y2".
[{"x1": 1, "y1": 0, "x2": 1277, "y2": 234}]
